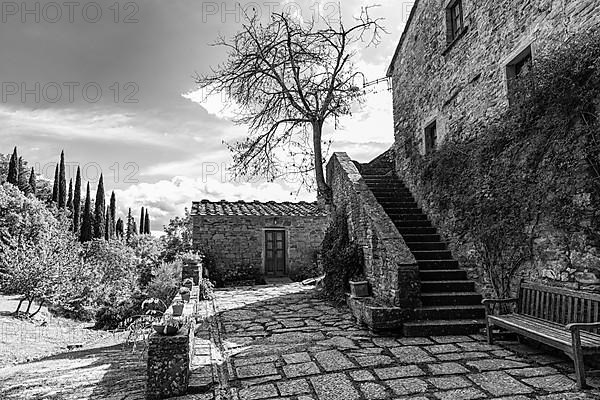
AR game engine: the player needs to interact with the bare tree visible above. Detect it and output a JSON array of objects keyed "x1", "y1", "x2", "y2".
[{"x1": 195, "y1": 6, "x2": 385, "y2": 203}]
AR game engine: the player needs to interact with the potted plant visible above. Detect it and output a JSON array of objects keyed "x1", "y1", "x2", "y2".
[
  {"x1": 171, "y1": 299, "x2": 184, "y2": 316},
  {"x1": 179, "y1": 286, "x2": 191, "y2": 302},
  {"x1": 152, "y1": 315, "x2": 183, "y2": 336},
  {"x1": 349, "y1": 274, "x2": 369, "y2": 298},
  {"x1": 198, "y1": 278, "x2": 215, "y2": 300},
  {"x1": 182, "y1": 278, "x2": 194, "y2": 290}
]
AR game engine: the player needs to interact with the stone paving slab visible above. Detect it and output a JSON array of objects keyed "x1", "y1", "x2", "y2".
[{"x1": 193, "y1": 282, "x2": 600, "y2": 400}]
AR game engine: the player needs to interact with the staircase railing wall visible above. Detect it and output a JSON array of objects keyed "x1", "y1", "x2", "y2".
[{"x1": 326, "y1": 152, "x2": 421, "y2": 308}]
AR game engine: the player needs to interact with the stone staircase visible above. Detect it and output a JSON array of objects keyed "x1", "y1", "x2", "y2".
[{"x1": 361, "y1": 163, "x2": 485, "y2": 337}]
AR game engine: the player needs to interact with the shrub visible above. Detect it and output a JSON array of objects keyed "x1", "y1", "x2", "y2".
[
  {"x1": 211, "y1": 263, "x2": 262, "y2": 287},
  {"x1": 289, "y1": 251, "x2": 323, "y2": 282},
  {"x1": 320, "y1": 210, "x2": 363, "y2": 302},
  {"x1": 198, "y1": 278, "x2": 215, "y2": 300},
  {"x1": 146, "y1": 262, "x2": 181, "y2": 308}
]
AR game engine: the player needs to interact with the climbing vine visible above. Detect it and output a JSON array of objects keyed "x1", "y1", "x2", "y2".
[{"x1": 404, "y1": 30, "x2": 600, "y2": 298}]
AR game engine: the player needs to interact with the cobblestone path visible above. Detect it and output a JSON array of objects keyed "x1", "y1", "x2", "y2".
[
  {"x1": 2, "y1": 282, "x2": 600, "y2": 399},
  {"x1": 189, "y1": 283, "x2": 600, "y2": 400}
]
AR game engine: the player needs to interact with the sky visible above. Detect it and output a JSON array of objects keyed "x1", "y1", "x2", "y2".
[{"x1": 0, "y1": 0, "x2": 415, "y2": 232}]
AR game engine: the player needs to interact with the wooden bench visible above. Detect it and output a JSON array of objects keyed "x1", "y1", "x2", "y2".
[{"x1": 483, "y1": 280, "x2": 600, "y2": 389}]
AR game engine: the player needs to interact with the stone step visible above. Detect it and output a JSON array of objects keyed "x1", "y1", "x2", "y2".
[
  {"x1": 402, "y1": 234, "x2": 441, "y2": 242},
  {"x1": 403, "y1": 319, "x2": 485, "y2": 337},
  {"x1": 417, "y1": 259, "x2": 460, "y2": 270},
  {"x1": 380, "y1": 207, "x2": 422, "y2": 215},
  {"x1": 421, "y1": 292, "x2": 483, "y2": 306},
  {"x1": 421, "y1": 280, "x2": 475, "y2": 293},
  {"x1": 420, "y1": 269, "x2": 468, "y2": 281},
  {"x1": 412, "y1": 250, "x2": 454, "y2": 260},
  {"x1": 382, "y1": 202, "x2": 419, "y2": 209},
  {"x1": 394, "y1": 220, "x2": 433, "y2": 228},
  {"x1": 397, "y1": 226, "x2": 438, "y2": 235},
  {"x1": 406, "y1": 242, "x2": 448, "y2": 251},
  {"x1": 415, "y1": 304, "x2": 486, "y2": 320},
  {"x1": 390, "y1": 214, "x2": 429, "y2": 222}
]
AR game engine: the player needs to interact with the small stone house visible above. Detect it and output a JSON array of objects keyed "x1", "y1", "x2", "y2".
[{"x1": 191, "y1": 200, "x2": 328, "y2": 279}]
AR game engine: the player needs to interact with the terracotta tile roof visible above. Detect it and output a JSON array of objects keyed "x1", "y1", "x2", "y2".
[{"x1": 191, "y1": 199, "x2": 328, "y2": 217}]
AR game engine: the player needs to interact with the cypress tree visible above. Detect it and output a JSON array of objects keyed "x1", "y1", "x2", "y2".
[
  {"x1": 7, "y1": 147, "x2": 18, "y2": 185},
  {"x1": 144, "y1": 209, "x2": 150, "y2": 234},
  {"x1": 17, "y1": 157, "x2": 30, "y2": 194},
  {"x1": 93, "y1": 174, "x2": 105, "y2": 239},
  {"x1": 139, "y1": 207, "x2": 145, "y2": 235},
  {"x1": 126, "y1": 208, "x2": 135, "y2": 243},
  {"x1": 104, "y1": 205, "x2": 110, "y2": 240},
  {"x1": 73, "y1": 167, "x2": 82, "y2": 233},
  {"x1": 79, "y1": 182, "x2": 93, "y2": 243},
  {"x1": 51, "y1": 164, "x2": 59, "y2": 203},
  {"x1": 109, "y1": 192, "x2": 116, "y2": 238},
  {"x1": 67, "y1": 178, "x2": 73, "y2": 211},
  {"x1": 58, "y1": 151, "x2": 66, "y2": 208},
  {"x1": 28, "y1": 168, "x2": 36, "y2": 196},
  {"x1": 116, "y1": 218, "x2": 124, "y2": 239}
]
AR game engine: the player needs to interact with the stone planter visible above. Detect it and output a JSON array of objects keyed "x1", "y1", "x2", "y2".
[
  {"x1": 349, "y1": 280, "x2": 369, "y2": 297},
  {"x1": 172, "y1": 303, "x2": 184, "y2": 316},
  {"x1": 152, "y1": 324, "x2": 180, "y2": 336},
  {"x1": 346, "y1": 295, "x2": 410, "y2": 332}
]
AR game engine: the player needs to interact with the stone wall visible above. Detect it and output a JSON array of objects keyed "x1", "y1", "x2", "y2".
[
  {"x1": 326, "y1": 152, "x2": 420, "y2": 308},
  {"x1": 146, "y1": 287, "x2": 199, "y2": 399},
  {"x1": 389, "y1": 0, "x2": 600, "y2": 295},
  {"x1": 192, "y1": 214, "x2": 327, "y2": 278}
]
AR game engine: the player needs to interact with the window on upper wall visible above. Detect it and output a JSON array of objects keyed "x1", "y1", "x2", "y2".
[
  {"x1": 424, "y1": 121, "x2": 437, "y2": 154},
  {"x1": 446, "y1": 0, "x2": 464, "y2": 43},
  {"x1": 506, "y1": 45, "x2": 533, "y2": 103}
]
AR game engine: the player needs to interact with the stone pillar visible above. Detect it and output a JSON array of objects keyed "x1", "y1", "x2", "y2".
[
  {"x1": 146, "y1": 331, "x2": 191, "y2": 399},
  {"x1": 182, "y1": 259, "x2": 201, "y2": 285}
]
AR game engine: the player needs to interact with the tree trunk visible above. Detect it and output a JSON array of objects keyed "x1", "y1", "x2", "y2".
[
  {"x1": 30, "y1": 300, "x2": 44, "y2": 317},
  {"x1": 14, "y1": 298, "x2": 24, "y2": 315},
  {"x1": 312, "y1": 121, "x2": 333, "y2": 205},
  {"x1": 25, "y1": 298, "x2": 33, "y2": 315}
]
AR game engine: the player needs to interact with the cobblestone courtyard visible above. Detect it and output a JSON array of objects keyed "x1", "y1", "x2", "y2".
[
  {"x1": 2, "y1": 282, "x2": 600, "y2": 399},
  {"x1": 192, "y1": 283, "x2": 600, "y2": 400}
]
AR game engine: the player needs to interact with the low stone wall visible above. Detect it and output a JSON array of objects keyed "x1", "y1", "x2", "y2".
[
  {"x1": 146, "y1": 287, "x2": 199, "y2": 400},
  {"x1": 326, "y1": 152, "x2": 421, "y2": 309}
]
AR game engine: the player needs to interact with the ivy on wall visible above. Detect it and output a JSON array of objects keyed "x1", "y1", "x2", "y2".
[{"x1": 403, "y1": 31, "x2": 600, "y2": 298}]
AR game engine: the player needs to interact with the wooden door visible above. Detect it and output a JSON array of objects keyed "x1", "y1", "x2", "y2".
[{"x1": 265, "y1": 230, "x2": 286, "y2": 276}]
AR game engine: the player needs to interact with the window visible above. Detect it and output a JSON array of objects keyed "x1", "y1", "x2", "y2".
[
  {"x1": 446, "y1": 0, "x2": 464, "y2": 43},
  {"x1": 506, "y1": 45, "x2": 533, "y2": 103},
  {"x1": 425, "y1": 121, "x2": 437, "y2": 154}
]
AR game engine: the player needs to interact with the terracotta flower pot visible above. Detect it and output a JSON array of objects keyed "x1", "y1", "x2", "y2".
[
  {"x1": 180, "y1": 292, "x2": 191, "y2": 302},
  {"x1": 172, "y1": 303, "x2": 184, "y2": 316}
]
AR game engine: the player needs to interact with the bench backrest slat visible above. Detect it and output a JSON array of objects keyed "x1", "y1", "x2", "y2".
[{"x1": 518, "y1": 281, "x2": 600, "y2": 328}]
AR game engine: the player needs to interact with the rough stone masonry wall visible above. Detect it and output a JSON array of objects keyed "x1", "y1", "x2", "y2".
[
  {"x1": 326, "y1": 152, "x2": 420, "y2": 308},
  {"x1": 390, "y1": 0, "x2": 600, "y2": 295},
  {"x1": 192, "y1": 214, "x2": 327, "y2": 278}
]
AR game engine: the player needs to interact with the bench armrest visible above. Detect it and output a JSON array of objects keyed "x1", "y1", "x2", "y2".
[
  {"x1": 482, "y1": 298, "x2": 518, "y2": 305},
  {"x1": 566, "y1": 322, "x2": 600, "y2": 332},
  {"x1": 482, "y1": 298, "x2": 519, "y2": 317}
]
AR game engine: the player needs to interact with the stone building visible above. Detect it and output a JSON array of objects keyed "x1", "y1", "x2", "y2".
[
  {"x1": 191, "y1": 200, "x2": 328, "y2": 280},
  {"x1": 388, "y1": 0, "x2": 599, "y2": 156},
  {"x1": 386, "y1": 0, "x2": 600, "y2": 289}
]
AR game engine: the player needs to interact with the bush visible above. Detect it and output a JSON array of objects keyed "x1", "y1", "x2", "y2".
[
  {"x1": 320, "y1": 210, "x2": 363, "y2": 302},
  {"x1": 211, "y1": 263, "x2": 262, "y2": 287},
  {"x1": 198, "y1": 278, "x2": 215, "y2": 300},
  {"x1": 146, "y1": 262, "x2": 181, "y2": 308},
  {"x1": 289, "y1": 251, "x2": 323, "y2": 282}
]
